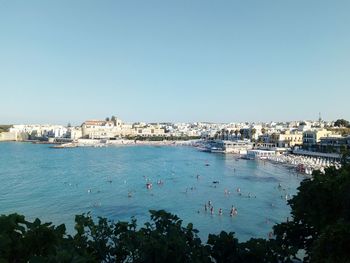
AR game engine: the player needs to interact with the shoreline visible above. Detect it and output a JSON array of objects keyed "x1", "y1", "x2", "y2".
[{"x1": 3, "y1": 140, "x2": 341, "y2": 175}]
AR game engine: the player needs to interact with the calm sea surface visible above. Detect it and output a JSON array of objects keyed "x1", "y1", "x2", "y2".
[{"x1": 0, "y1": 142, "x2": 303, "y2": 241}]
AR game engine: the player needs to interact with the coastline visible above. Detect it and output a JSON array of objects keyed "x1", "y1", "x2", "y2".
[{"x1": 54, "y1": 138, "x2": 200, "y2": 148}]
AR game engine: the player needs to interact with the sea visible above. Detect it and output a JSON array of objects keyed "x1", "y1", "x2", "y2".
[{"x1": 0, "y1": 142, "x2": 303, "y2": 241}]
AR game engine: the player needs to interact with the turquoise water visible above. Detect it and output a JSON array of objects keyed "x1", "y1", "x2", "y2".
[{"x1": 0, "y1": 142, "x2": 302, "y2": 241}]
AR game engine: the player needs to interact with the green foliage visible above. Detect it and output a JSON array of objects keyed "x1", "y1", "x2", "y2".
[
  {"x1": 207, "y1": 231, "x2": 241, "y2": 262},
  {"x1": 273, "y1": 164, "x2": 350, "y2": 262},
  {"x1": 334, "y1": 119, "x2": 350, "y2": 128},
  {"x1": 0, "y1": 125, "x2": 12, "y2": 133}
]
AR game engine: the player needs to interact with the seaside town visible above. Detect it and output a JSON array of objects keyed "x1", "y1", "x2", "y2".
[{"x1": 1, "y1": 116, "x2": 349, "y2": 175}]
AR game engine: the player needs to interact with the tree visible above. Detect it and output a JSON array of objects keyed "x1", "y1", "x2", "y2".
[
  {"x1": 334, "y1": 119, "x2": 350, "y2": 128},
  {"x1": 270, "y1": 133, "x2": 279, "y2": 144},
  {"x1": 221, "y1": 129, "x2": 225, "y2": 140},
  {"x1": 105, "y1": 117, "x2": 110, "y2": 121},
  {"x1": 240, "y1": 129, "x2": 245, "y2": 140},
  {"x1": 234, "y1": 129, "x2": 239, "y2": 139},
  {"x1": 273, "y1": 163, "x2": 350, "y2": 262},
  {"x1": 229, "y1": 130, "x2": 234, "y2": 140}
]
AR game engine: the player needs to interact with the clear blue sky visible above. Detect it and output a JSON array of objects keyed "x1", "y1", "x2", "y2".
[{"x1": 0, "y1": 0, "x2": 349, "y2": 125}]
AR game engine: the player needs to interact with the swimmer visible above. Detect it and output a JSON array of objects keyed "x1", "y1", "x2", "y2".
[
  {"x1": 233, "y1": 208, "x2": 238, "y2": 215},
  {"x1": 230, "y1": 206, "x2": 235, "y2": 217},
  {"x1": 196, "y1": 174, "x2": 200, "y2": 179},
  {"x1": 128, "y1": 191, "x2": 132, "y2": 198},
  {"x1": 210, "y1": 206, "x2": 214, "y2": 215},
  {"x1": 219, "y1": 208, "x2": 223, "y2": 216},
  {"x1": 237, "y1": 187, "x2": 241, "y2": 193},
  {"x1": 205, "y1": 204, "x2": 208, "y2": 211},
  {"x1": 87, "y1": 189, "x2": 91, "y2": 193},
  {"x1": 208, "y1": 200, "x2": 212, "y2": 207}
]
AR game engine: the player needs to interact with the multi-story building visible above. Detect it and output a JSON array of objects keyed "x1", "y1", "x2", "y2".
[
  {"x1": 133, "y1": 124, "x2": 165, "y2": 137},
  {"x1": 277, "y1": 130, "x2": 303, "y2": 148},
  {"x1": 318, "y1": 135, "x2": 349, "y2": 153},
  {"x1": 9, "y1": 125, "x2": 67, "y2": 139},
  {"x1": 303, "y1": 129, "x2": 333, "y2": 146},
  {"x1": 67, "y1": 127, "x2": 83, "y2": 140},
  {"x1": 81, "y1": 119, "x2": 123, "y2": 139}
]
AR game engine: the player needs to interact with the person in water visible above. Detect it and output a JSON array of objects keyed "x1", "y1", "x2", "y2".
[
  {"x1": 218, "y1": 208, "x2": 223, "y2": 216},
  {"x1": 204, "y1": 203, "x2": 208, "y2": 211},
  {"x1": 230, "y1": 205, "x2": 235, "y2": 216},
  {"x1": 210, "y1": 206, "x2": 214, "y2": 215}
]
